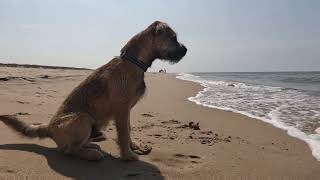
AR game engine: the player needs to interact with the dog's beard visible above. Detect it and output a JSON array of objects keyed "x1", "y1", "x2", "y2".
[
  {"x1": 169, "y1": 61, "x2": 178, "y2": 65},
  {"x1": 168, "y1": 58, "x2": 182, "y2": 64},
  {"x1": 166, "y1": 52, "x2": 185, "y2": 63},
  {"x1": 159, "y1": 45, "x2": 186, "y2": 64},
  {"x1": 160, "y1": 56, "x2": 182, "y2": 64}
]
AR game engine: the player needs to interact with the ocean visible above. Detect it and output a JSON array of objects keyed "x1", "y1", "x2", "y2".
[{"x1": 176, "y1": 72, "x2": 320, "y2": 161}]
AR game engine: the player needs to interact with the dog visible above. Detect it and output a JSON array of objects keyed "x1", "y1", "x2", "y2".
[{"x1": 0, "y1": 21, "x2": 187, "y2": 161}]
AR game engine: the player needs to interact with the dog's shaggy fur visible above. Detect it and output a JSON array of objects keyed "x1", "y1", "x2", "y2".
[{"x1": 0, "y1": 21, "x2": 187, "y2": 161}]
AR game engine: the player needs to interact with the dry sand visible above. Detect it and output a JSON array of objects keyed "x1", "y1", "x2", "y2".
[{"x1": 0, "y1": 67, "x2": 319, "y2": 180}]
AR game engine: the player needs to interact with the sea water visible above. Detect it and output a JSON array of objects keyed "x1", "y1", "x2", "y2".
[{"x1": 176, "y1": 72, "x2": 320, "y2": 161}]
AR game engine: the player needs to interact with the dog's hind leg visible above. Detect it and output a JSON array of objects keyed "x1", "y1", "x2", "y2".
[
  {"x1": 89, "y1": 127, "x2": 107, "y2": 142},
  {"x1": 52, "y1": 113, "x2": 104, "y2": 161},
  {"x1": 83, "y1": 142, "x2": 102, "y2": 150},
  {"x1": 70, "y1": 146, "x2": 104, "y2": 161}
]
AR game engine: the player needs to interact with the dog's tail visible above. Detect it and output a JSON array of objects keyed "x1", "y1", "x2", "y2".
[{"x1": 0, "y1": 115, "x2": 50, "y2": 138}]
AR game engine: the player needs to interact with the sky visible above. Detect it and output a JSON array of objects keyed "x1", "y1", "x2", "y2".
[{"x1": 0, "y1": 0, "x2": 320, "y2": 72}]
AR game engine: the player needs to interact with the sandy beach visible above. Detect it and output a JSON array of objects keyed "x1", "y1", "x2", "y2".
[{"x1": 0, "y1": 66, "x2": 319, "y2": 180}]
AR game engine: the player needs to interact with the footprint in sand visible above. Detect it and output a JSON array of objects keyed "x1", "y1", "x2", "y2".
[
  {"x1": 141, "y1": 113, "x2": 154, "y2": 117},
  {"x1": 174, "y1": 153, "x2": 201, "y2": 159},
  {"x1": 0, "y1": 166, "x2": 17, "y2": 175},
  {"x1": 151, "y1": 152, "x2": 202, "y2": 170},
  {"x1": 161, "y1": 119, "x2": 181, "y2": 125},
  {"x1": 14, "y1": 112, "x2": 30, "y2": 116},
  {"x1": 16, "y1": 101, "x2": 30, "y2": 104}
]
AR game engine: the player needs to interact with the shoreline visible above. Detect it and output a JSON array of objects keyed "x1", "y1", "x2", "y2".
[
  {"x1": 139, "y1": 73, "x2": 320, "y2": 179},
  {"x1": 176, "y1": 72, "x2": 320, "y2": 162},
  {"x1": 0, "y1": 67, "x2": 319, "y2": 179}
]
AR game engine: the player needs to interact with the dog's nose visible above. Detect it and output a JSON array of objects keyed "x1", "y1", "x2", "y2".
[
  {"x1": 182, "y1": 45, "x2": 187, "y2": 53},
  {"x1": 180, "y1": 44, "x2": 187, "y2": 55}
]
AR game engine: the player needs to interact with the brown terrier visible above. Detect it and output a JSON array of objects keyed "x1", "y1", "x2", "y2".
[{"x1": 0, "y1": 21, "x2": 187, "y2": 161}]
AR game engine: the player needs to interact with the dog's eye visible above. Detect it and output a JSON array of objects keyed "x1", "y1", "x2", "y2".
[{"x1": 170, "y1": 36, "x2": 177, "y2": 42}]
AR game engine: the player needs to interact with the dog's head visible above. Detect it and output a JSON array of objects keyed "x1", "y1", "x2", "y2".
[
  {"x1": 150, "y1": 21, "x2": 187, "y2": 63},
  {"x1": 121, "y1": 21, "x2": 187, "y2": 64}
]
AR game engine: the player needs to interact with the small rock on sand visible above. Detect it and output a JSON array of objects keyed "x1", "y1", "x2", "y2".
[
  {"x1": 39, "y1": 75, "x2": 50, "y2": 79},
  {"x1": 177, "y1": 121, "x2": 201, "y2": 130},
  {"x1": 189, "y1": 122, "x2": 200, "y2": 130},
  {"x1": 189, "y1": 155, "x2": 201, "y2": 159}
]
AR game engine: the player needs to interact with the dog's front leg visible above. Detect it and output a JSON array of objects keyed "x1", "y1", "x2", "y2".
[{"x1": 115, "y1": 110, "x2": 139, "y2": 161}]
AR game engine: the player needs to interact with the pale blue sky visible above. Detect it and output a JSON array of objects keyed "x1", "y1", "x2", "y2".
[{"x1": 0, "y1": 0, "x2": 319, "y2": 72}]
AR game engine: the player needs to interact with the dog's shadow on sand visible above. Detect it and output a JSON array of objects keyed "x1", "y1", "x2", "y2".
[{"x1": 0, "y1": 144, "x2": 164, "y2": 180}]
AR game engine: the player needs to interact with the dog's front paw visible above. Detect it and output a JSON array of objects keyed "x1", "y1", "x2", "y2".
[
  {"x1": 130, "y1": 141, "x2": 141, "y2": 151},
  {"x1": 121, "y1": 150, "x2": 139, "y2": 161},
  {"x1": 131, "y1": 141, "x2": 152, "y2": 155}
]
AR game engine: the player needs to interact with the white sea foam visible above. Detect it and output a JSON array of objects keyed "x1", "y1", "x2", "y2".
[{"x1": 176, "y1": 73, "x2": 320, "y2": 161}]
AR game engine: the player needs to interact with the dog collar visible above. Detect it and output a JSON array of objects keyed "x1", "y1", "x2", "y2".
[{"x1": 120, "y1": 52, "x2": 150, "y2": 72}]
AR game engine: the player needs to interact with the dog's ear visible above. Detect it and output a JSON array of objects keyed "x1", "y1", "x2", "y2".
[{"x1": 149, "y1": 21, "x2": 167, "y2": 36}]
